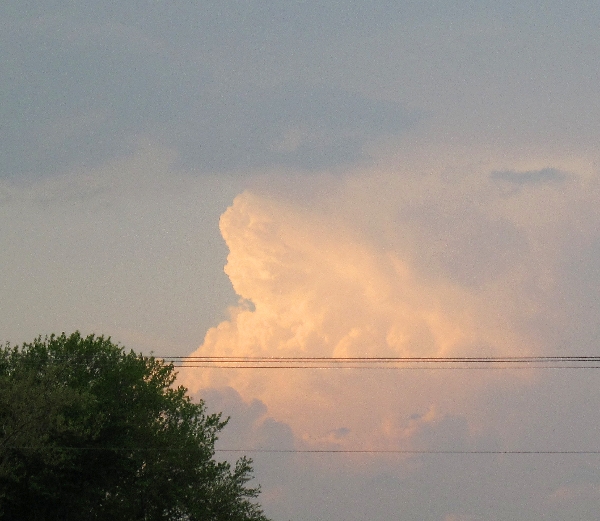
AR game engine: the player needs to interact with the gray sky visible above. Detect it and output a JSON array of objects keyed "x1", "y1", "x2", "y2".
[{"x1": 2, "y1": 2, "x2": 600, "y2": 519}]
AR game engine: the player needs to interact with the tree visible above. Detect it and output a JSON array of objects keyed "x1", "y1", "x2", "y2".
[{"x1": 0, "y1": 332, "x2": 271, "y2": 521}]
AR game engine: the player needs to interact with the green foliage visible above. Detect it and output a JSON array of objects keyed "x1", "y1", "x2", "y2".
[{"x1": 0, "y1": 332, "x2": 270, "y2": 521}]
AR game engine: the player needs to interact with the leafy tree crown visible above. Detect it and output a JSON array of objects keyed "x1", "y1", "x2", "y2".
[{"x1": 0, "y1": 332, "x2": 270, "y2": 521}]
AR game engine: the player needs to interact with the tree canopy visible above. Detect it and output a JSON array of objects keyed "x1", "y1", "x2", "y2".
[{"x1": 0, "y1": 332, "x2": 270, "y2": 521}]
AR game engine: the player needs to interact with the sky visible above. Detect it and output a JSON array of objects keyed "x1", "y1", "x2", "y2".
[{"x1": 2, "y1": 1, "x2": 600, "y2": 519}]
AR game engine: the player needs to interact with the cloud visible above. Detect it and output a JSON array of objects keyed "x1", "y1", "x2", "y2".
[
  {"x1": 179, "y1": 189, "x2": 535, "y2": 449},
  {"x1": 397, "y1": 197, "x2": 529, "y2": 287},
  {"x1": 5, "y1": 1, "x2": 600, "y2": 181},
  {"x1": 0, "y1": 8, "x2": 420, "y2": 179},
  {"x1": 490, "y1": 167, "x2": 567, "y2": 185},
  {"x1": 197, "y1": 387, "x2": 296, "y2": 452},
  {"x1": 178, "y1": 154, "x2": 600, "y2": 475},
  {"x1": 194, "y1": 381, "x2": 557, "y2": 521},
  {"x1": 172, "y1": 86, "x2": 420, "y2": 172}
]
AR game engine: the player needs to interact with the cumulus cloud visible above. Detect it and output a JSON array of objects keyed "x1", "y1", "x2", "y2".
[
  {"x1": 179, "y1": 184, "x2": 539, "y2": 448},
  {"x1": 178, "y1": 154, "x2": 600, "y2": 467}
]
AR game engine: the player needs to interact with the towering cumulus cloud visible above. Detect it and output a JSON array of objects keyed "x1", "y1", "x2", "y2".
[{"x1": 181, "y1": 184, "x2": 538, "y2": 449}]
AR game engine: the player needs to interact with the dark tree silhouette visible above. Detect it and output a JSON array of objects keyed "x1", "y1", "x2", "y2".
[{"x1": 0, "y1": 332, "x2": 270, "y2": 521}]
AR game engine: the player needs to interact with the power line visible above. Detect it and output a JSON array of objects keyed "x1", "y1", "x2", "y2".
[
  {"x1": 168, "y1": 365, "x2": 600, "y2": 370},
  {"x1": 5, "y1": 446, "x2": 600, "y2": 455},
  {"x1": 160, "y1": 355, "x2": 600, "y2": 369},
  {"x1": 215, "y1": 449, "x2": 600, "y2": 455},
  {"x1": 166, "y1": 356, "x2": 600, "y2": 361},
  {"x1": 171, "y1": 355, "x2": 600, "y2": 359},
  {"x1": 11, "y1": 355, "x2": 600, "y2": 369}
]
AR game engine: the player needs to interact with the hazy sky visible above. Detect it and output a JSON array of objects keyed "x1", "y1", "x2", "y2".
[{"x1": 3, "y1": 2, "x2": 600, "y2": 519}]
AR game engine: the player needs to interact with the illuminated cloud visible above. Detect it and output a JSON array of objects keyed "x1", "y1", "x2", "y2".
[
  {"x1": 181, "y1": 184, "x2": 537, "y2": 447},
  {"x1": 179, "y1": 153, "x2": 600, "y2": 468}
]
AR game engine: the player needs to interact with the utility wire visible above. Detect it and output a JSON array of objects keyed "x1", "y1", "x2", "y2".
[
  {"x1": 11, "y1": 355, "x2": 600, "y2": 369},
  {"x1": 5, "y1": 446, "x2": 600, "y2": 455},
  {"x1": 167, "y1": 356, "x2": 600, "y2": 361},
  {"x1": 215, "y1": 449, "x2": 600, "y2": 455},
  {"x1": 159, "y1": 355, "x2": 600, "y2": 369},
  {"x1": 168, "y1": 365, "x2": 600, "y2": 370}
]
